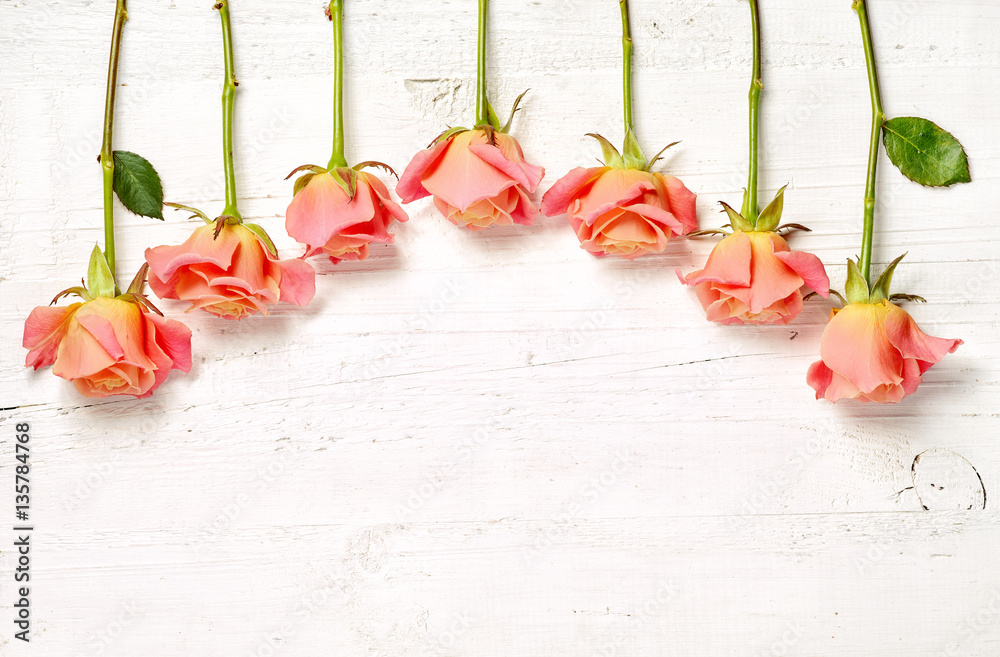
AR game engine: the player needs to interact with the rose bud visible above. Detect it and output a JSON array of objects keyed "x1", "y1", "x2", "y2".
[
  {"x1": 285, "y1": 164, "x2": 408, "y2": 264},
  {"x1": 542, "y1": 134, "x2": 696, "y2": 259},
  {"x1": 678, "y1": 187, "x2": 829, "y2": 325},
  {"x1": 23, "y1": 252, "x2": 191, "y2": 399},
  {"x1": 398, "y1": 126, "x2": 544, "y2": 230},
  {"x1": 807, "y1": 256, "x2": 961, "y2": 403},
  {"x1": 145, "y1": 206, "x2": 315, "y2": 320}
]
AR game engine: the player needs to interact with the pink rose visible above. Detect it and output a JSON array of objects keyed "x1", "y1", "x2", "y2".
[
  {"x1": 678, "y1": 230, "x2": 829, "y2": 325},
  {"x1": 145, "y1": 222, "x2": 315, "y2": 320},
  {"x1": 397, "y1": 128, "x2": 544, "y2": 230},
  {"x1": 807, "y1": 301, "x2": 962, "y2": 403},
  {"x1": 23, "y1": 296, "x2": 192, "y2": 399},
  {"x1": 286, "y1": 168, "x2": 408, "y2": 264},
  {"x1": 541, "y1": 166, "x2": 697, "y2": 259}
]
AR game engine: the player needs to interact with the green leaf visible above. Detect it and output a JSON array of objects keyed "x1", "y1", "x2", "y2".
[
  {"x1": 112, "y1": 150, "x2": 164, "y2": 219},
  {"x1": 293, "y1": 172, "x2": 317, "y2": 196},
  {"x1": 354, "y1": 160, "x2": 399, "y2": 179},
  {"x1": 329, "y1": 167, "x2": 358, "y2": 199},
  {"x1": 500, "y1": 89, "x2": 529, "y2": 134},
  {"x1": 719, "y1": 202, "x2": 754, "y2": 232},
  {"x1": 687, "y1": 228, "x2": 731, "y2": 237},
  {"x1": 50, "y1": 286, "x2": 91, "y2": 305},
  {"x1": 644, "y1": 141, "x2": 680, "y2": 171},
  {"x1": 754, "y1": 185, "x2": 787, "y2": 232},
  {"x1": 125, "y1": 262, "x2": 149, "y2": 295},
  {"x1": 429, "y1": 126, "x2": 469, "y2": 147},
  {"x1": 243, "y1": 223, "x2": 278, "y2": 257},
  {"x1": 86, "y1": 244, "x2": 116, "y2": 298},
  {"x1": 889, "y1": 293, "x2": 926, "y2": 304},
  {"x1": 164, "y1": 202, "x2": 213, "y2": 224},
  {"x1": 844, "y1": 259, "x2": 870, "y2": 305},
  {"x1": 622, "y1": 128, "x2": 647, "y2": 170},
  {"x1": 882, "y1": 117, "x2": 971, "y2": 187},
  {"x1": 585, "y1": 133, "x2": 625, "y2": 169},
  {"x1": 485, "y1": 100, "x2": 503, "y2": 131},
  {"x1": 869, "y1": 253, "x2": 906, "y2": 303},
  {"x1": 284, "y1": 163, "x2": 326, "y2": 181}
]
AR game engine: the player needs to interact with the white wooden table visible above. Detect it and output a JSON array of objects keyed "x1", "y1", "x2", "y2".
[{"x1": 1, "y1": 1, "x2": 998, "y2": 655}]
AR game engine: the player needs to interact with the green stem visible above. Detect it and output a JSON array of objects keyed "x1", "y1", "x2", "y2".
[
  {"x1": 746, "y1": 0, "x2": 762, "y2": 224},
  {"x1": 100, "y1": 0, "x2": 128, "y2": 285},
  {"x1": 475, "y1": 0, "x2": 489, "y2": 126},
  {"x1": 620, "y1": 0, "x2": 634, "y2": 132},
  {"x1": 217, "y1": 1, "x2": 241, "y2": 220},
  {"x1": 327, "y1": 0, "x2": 348, "y2": 169},
  {"x1": 854, "y1": 0, "x2": 884, "y2": 282}
]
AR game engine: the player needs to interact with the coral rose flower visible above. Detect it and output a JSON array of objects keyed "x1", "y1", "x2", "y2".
[
  {"x1": 678, "y1": 230, "x2": 829, "y2": 325},
  {"x1": 807, "y1": 300, "x2": 962, "y2": 403},
  {"x1": 542, "y1": 166, "x2": 697, "y2": 259},
  {"x1": 23, "y1": 296, "x2": 192, "y2": 399},
  {"x1": 397, "y1": 128, "x2": 544, "y2": 230},
  {"x1": 286, "y1": 168, "x2": 408, "y2": 264},
  {"x1": 145, "y1": 222, "x2": 315, "y2": 320}
]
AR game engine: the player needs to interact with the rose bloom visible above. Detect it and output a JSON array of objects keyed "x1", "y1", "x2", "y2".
[
  {"x1": 678, "y1": 230, "x2": 829, "y2": 325},
  {"x1": 807, "y1": 300, "x2": 962, "y2": 403},
  {"x1": 23, "y1": 296, "x2": 192, "y2": 398},
  {"x1": 397, "y1": 128, "x2": 544, "y2": 230},
  {"x1": 541, "y1": 166, "x2": 697, "y2": 259},
  {"x1": 286, "y1": 169, "x2": 408, "y2": 264},
  {"x1": 145, "y1": 223, "x2": 315, "y2": 320}
]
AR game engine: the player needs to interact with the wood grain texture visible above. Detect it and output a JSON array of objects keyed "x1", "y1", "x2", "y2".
[{"x1": 1, "y1": 0, "x2": 998, "y2": 655}]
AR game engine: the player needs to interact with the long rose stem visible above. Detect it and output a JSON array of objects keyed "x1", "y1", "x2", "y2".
[
  {"x1": 327, "y1": 0, "x2": 348, "y2": 169},
  {"x1": 854, "y1": 0, "x2": 885, "y2": 282},
  {"x1": 620, "y1": 0, "x2": 634, "y2": 132},
  {"x1": 745, "y1": 0, "x2": 762, "y2": 224},
  {"x1": 217, "y1": 1, "x2": 241, "y2": 220},
  {"x1": 100, "y1": 0, "x2": 128, "y2": 284},
  {"x1": 475, "y1": 0, "x2": 489, "y2": 126}
]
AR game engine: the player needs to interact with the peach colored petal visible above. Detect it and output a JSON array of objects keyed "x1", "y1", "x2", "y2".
[
  {"x1": 51, "y1": 313, "x2": 116, "y2": 381},
  {"x1": 422, "y1": 131, "x2": 519, "y2": 211},
  {"x1": 686, "y1": 232, "x2": 753, "y2": 287},
  {"x1": 807, "y1": 360, "x2": 834, "y2": 400},
  {"x1": 75, "y1": 298, "x2": 156, "y2": 370},
  {"x1": 23, "y1": 303, "x2": 83, "y2": 370},
  {"x1": 145, "y1": 224, "x2": 240, "y2": 284},
  {"x1": 656, "y1": 174, "x2": 698, "y2": 234},
  {"x1": 285, "y1": 172, "x2": 377, "y2": 249},
  {"x1": 731, "y1": 232, "x2": 807, "y2": 313},
  {"x1": 508, "y1": 185, "x2": 539, "y2": 227},
  {"x1": 397, "y1": 137, "x2": 452, "y2": 203},
  {"x1": 492, "y1": 132, "x2": 545, "y2": 191},
  {"x1": 590, "y1": 209, "x2": 665, "y2": 256},
  {"x1": 819, "y1": 302, "x2": 903, "y2": 395},
  {"x1": 884, "y1": 303, "x2": 962, "y2": 365},
  {"x1": 146, "y1": 312, "x2": 193, "y2": 374},
  {"x1": 575, "y1": 169, "x2": 656, "y2": 226},
  {"x1": 541, "y1": 167, "x2": 605, "y2": 217},
  {"x1": 773, "y1": 249, "x2": 830, "y2": 296},
  {"x1": 365, "y1": 173, "x2": 409, "y2": 226},
  {"x1": 276, "y1": 257, "x2": 316, "y2": 307},
  {"x1": 625, "y1": 203, "x2": 685, "y2": 236},
  {"x1": 822, "y1": 369, "x2": 864, "y2": 402}
]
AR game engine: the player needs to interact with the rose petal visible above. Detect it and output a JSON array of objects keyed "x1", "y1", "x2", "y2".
[
  {"x1": 23, "y1": 303, "x2": 83, "y2": 370},
  {"x1": 773, "y1": 248, "x2": 830, "y2": 297},
  {"x1": 396, "y1": 137, "x2": 453, "y2": 203},
  {"x1": 276, "y1": 257, "x2": 316, "y2": 307},
  {"x1": 820, "y1": 303, "x2": 904, "y2": 395},
  {"x1": 884, "y1": 303, "x2": 962, "y2": 366}
]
